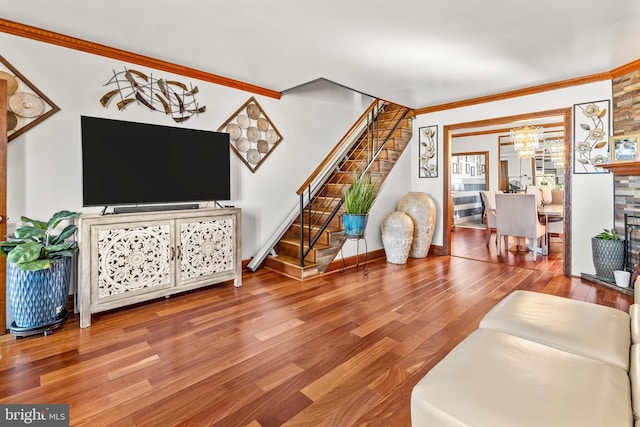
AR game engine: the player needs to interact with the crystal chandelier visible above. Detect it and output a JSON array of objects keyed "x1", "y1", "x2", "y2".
[{"x1": 510, "y1": 125, "x2": 544, "y2": 159}]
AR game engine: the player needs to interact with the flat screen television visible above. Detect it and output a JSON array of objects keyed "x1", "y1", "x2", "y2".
[{"x1": 81, "y1": 116, "x2": 230, "y2": 208}]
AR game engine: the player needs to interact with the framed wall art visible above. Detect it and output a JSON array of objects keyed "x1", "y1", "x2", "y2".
[
  {"x1": 1, "y1": 55, "x2": 60, "y2": 142},
  {"x1": 218, "y1": 96, "x2": 283, "y2": 173},
  {"x1": 611, "y1": 133, "x2": 640, "y2": 163},
  {"x1": 419, "y1": 125, "x2": 438, "y2": 178},
  {"x1": 573, "y1": 99, "x2": 610, "y2": 174}
]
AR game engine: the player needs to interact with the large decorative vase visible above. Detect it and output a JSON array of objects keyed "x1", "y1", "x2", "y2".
[
  {"x1": 381, "y1": 211, "x2": 414, "y2": 264},
  {"x1": 397, "y1": 192, "x2": 436, "y2": 258},
  {"x1": 591, "y1": 237, "x2": 625, "y2": 282},
  {"x1": 342, "y1": 213, "x2": 368, "y2": 238},
  {"x1": 8, "y1": 257, "x2": 72, "y2": 328}
]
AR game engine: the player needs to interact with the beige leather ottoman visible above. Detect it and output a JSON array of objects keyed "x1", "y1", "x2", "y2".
[
  {"x1": 479, "y1": 290, "x2": 631, "y2": 370},
  {"x1": 411, "y1": 328, "x2": 632, "y2": 427}
]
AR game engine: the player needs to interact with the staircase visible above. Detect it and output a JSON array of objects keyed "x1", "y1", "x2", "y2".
[{"x1": 262, "y1": 100, "x2": 413, "y2": 280}]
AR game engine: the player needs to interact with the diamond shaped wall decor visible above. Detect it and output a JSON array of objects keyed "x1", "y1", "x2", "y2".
[
  {"x1": 218, "y1": 97, "x2": 283, "y2": 173},
  {"x1": 1, "y1": 55, "x2": 60, "y2": 142}
]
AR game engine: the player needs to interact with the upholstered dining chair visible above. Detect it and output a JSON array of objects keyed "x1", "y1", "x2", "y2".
[
  {"x1": 495, "y1": 194, "x2": 547, "y2": 261},
  {"x1": 547, "y1": 189, "x2": 564, "y2": 239},
  {"x1": 480, "y1": 191, "x2": 498, "y2": 245},
  {"x1": 551, "y1": 189, "x2": 564, "y2": 205},
  {"x1": 526, "y1": 185, "x2": 541, "y2": 207}
]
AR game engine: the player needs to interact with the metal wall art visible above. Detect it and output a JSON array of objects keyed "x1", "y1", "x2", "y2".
[
  {"x1": 1, "y1": 55, "x2": 60, "y2": 142},
  {"x1": 573, "y1": 99, "x2": 610, "y2": 174},
  {"x1": 100, "y1": 67, "x2": 205, "y2": 123},
  {"x1": 419, "y1": 125, "x2": 438, "y2": 178},
  {"x1": 218, "y1": 97, "x2": 283, "y2": 173}
]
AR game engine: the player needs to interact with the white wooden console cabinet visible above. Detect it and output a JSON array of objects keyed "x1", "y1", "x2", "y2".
[{"x1": 78, "y1": 207, "x2": 241, "y2": 327}]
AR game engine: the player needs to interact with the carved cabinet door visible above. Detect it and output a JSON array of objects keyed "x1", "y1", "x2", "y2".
[
  {"x1": 93, "y1": 220, "x2": 174, "y2": 303},
  {"x1": 176, "y1": 215, "x2": 236, "y2": 286}
]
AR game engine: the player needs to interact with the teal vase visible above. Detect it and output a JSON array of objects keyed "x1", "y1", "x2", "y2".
[
  {"x1": 8, "y1": 257, "x2": 72, "y2": 328},
  {"x1": 343, "y1": 213, "x2": 368, "y2": 238}
]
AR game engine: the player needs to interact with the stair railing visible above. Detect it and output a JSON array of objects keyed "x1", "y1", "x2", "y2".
[
  {"x1": 246, "y1": 99, "x2": 385, "y2": 272},
  {"x1": 296, "y1": 101, "x2": 410, "y2": 267},
  {"x1": 246, "y1": 99, "x2": 410, "y2": 272}
]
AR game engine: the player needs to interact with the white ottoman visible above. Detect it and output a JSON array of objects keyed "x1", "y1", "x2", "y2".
[
  {"x1": 479, "y1": 290, "x2": 631, "y2": 370},
  {"x1": 411, "y1": 329, "x2": 632, "y2": 427}
]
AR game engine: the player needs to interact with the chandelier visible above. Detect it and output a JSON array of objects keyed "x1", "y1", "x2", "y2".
[{"x1": 510, "y1": 125, "x2": 544, "y2": 159}]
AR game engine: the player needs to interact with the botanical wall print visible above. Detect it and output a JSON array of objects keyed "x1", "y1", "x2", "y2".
[
  {"x1": 100, "y1": 67, "x2": 206, "y2": 123},
  {"x1": 419, "y1": 125, "x2": 438, "y2": 178},
  {"x1": 1, "y1": 55, "x2": 60, "y2": 142},
  {"x1": 573, "y1": 100, "x2": 610, "y2": 174},
  {"x1": 218, "y1": 97, "x2": 283, "y2": 173}
]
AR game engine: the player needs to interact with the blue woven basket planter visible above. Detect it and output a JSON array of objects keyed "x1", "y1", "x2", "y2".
[{"x1": 8, "y1": 257, "x2": 72, "y2": 328}]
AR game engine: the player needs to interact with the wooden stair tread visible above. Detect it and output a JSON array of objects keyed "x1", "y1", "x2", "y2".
[{"x1": 279, "y1": 237, "x2": 331, "y2": 250}]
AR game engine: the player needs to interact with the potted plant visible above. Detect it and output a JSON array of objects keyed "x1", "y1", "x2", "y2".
[
  {"x1": 591, "y1": 228, "x2": 625, "y2": 283},
  {"x1": 342, "y1": 172, "x2": 380, "y2": 238},
  {"x1": 0, "y1": 210, "x2": 80, "y2": 334}
]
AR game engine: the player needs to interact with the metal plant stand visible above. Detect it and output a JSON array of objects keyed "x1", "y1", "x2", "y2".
[
  {"x1": 341, "y1": 235, "x2": 368, "y2": 276},
  {"x1": 10, "y1": 310, "x2": 69, "y2": 338}
]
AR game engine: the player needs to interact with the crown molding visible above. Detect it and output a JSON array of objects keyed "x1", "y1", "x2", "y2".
[
  {"x1": 0, "y1": 18, "x2": 282, "y2": 100},
  {"x1": 610, "y1": 59, "x2": 640, "y2": 79},
  {"x1": 415, "y1": 72, "x2": 614, "y2": 115}
]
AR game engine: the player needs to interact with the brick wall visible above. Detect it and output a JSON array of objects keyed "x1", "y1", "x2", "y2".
[
  {"x1": 612, "y1": 70, "x2": 640, "y2": 135},
  {"x1": 612, "y1": 70, "x2": 640, "y2": 271}
]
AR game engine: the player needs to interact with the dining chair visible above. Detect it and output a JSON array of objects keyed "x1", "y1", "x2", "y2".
[
  {"x1": 548, "y1": 189, "x2": 564, "y2": 239},
  {"x1": 526, "y1": 185, "x2": 541, "y2": 207},
  {"x1": 480, "y1": 191, "x2": 498, "y2": 245},
  {"x1": 551, "y1": 189, "x2": 564, "y2": 205},
  {"x1": 495, "y1": 194, "x2": 547, "y2": 261}
]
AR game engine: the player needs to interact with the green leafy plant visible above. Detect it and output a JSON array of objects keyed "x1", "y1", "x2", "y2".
[
  {"x1": 594, "y1": 228, "x2": 620, "y2": 240},
  {"x1": 343, "y1": 172, "x2": 380, "y2": 215},
  {"x1": 0, "y1": 210, "x2": 80, "y2": 271}
]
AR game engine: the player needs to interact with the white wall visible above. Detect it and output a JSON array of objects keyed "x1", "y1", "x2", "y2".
[
  {"x1": 412, "y1": 81, "x2": 615, "y2": 277},
  {"x1": 2, "y1": 33, "x2": 412, "y2": 263},
  {"x1": 3, "y1": 32, "x2": 618, "y2": 287}
]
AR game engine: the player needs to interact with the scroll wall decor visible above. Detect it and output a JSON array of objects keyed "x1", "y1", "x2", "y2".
[
  {"x1": 100, "y1": 67, "x2": 206, "y2": 123},
  {"x1": 1, "y1": 55, "x2": 60, "y2": 142},
  {"x1": 419, "y1": 125, "x2": 438, "y2": 178},
  {"x1": 573, "y1": 99, "x2": 610, "y2": 174},
  {"x1": 218, "y1": 97, "x2": 283, "y2": 173}
]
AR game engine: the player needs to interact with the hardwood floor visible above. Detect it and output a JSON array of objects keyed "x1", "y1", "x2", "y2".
[
  {"x1": 0, "y1": 231, "x2": 630, "y2": 426},
  {"x1": 452, "y1": 225, "x2": 565, "y2": 274}
]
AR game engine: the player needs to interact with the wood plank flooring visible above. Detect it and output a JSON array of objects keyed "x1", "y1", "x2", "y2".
[{"x1": 0, "y1": 229, "x2": 631, "y2": 426}]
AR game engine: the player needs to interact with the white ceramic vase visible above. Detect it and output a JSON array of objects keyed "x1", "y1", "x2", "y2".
[
  {"x1": 540, "y1": 185, "x2": 552, "y2": 205},
  {"x1": 381, "y1": 211, "x2": 414, "y2": 264},
  {"x1": 397, "y1": 192, "x2": 436, "y2": 258}
]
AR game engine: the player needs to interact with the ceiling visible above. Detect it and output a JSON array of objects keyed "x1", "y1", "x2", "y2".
[{"x1": 3, "y1": 1, "x2": 640, "y2": 109}]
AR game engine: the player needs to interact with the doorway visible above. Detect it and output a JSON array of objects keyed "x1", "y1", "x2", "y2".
[{"x1": 443, "y1": 108, "x2": 572, "y2": 276}]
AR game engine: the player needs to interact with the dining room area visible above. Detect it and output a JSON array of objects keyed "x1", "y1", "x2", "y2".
[{"x1": 450, "y1": 117, "x2": 567, "y2": 274}]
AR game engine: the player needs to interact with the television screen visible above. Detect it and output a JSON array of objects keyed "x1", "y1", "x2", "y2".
[{"x1": 81, "y1": 116, "x2": 230, "y2": 207}]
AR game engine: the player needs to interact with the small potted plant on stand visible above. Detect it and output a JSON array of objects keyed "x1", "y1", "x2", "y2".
[
  {"x1": 342, "y1": 172, "x2": 380, "y2": 238},
  {"x1": 591, "y1": 228, "x2": 625, "y2": 284},
  {"x1": 0, "y1": 210, "x2": 79, "y2": 337}
]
